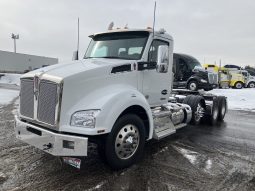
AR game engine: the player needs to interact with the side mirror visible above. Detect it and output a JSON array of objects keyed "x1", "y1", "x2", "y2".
[
  {"x1": 157, "y1": 45, "x2": 169, "y2": 73},
  {"x1": 72, "y1": 50, "x2": 79, "y2": 61}
]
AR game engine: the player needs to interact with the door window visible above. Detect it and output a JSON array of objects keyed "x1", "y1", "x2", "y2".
[{"x1": 148, "y1": 40, "x2": 169, "y2": 63}]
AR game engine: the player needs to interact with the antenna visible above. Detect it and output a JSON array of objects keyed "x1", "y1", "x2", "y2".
[
  {"x1": 152, "y1": 1, "x2": 156, "y2": 38},
  {"x1": 77, "y1": 17, "x2": 80, "y2": 57},
  {"x1": 72, "y1": 18, "x2": 79, "y2": 60}
]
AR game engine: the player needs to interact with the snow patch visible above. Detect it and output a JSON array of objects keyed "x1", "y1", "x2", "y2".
[
  {"x1": 86, "y1": 181, "x2": 106, "y2": 191},
  {"x1": 175, "y1": 147, "x2": 198, "y2": 164},
  {"x1": 0, "y1": 73, "x2": 21, "y2": 86},
  {"x1": 209, "y1": 89, "x2": 255, "y2": 112},
  {"x1": 205, "y1": 159, "x2": 212, "y2": 170},
  {"x1": 0, "y1": 89, "x2": 19, "y2": 105}
]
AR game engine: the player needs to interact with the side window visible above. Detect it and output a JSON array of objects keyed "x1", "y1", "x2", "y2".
[
  {"x1": 179, "y1": 58, "x2": 188, "y2": 71},
  {"x1": 118, "y1": 47, "x2": 144, "y2": 59},
  {"x1": 242, "y1": 72, "x2": 248, "y2": 77},
  {"x1": 148, "y1": 40, "x2": 169, "y2": 62}
]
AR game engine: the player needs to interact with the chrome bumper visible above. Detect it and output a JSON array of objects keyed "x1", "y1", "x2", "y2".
[{"x1": 14, "y1": 116, "x2": 88, "y2": 156}]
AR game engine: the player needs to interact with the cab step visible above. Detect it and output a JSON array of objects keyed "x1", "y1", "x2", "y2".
[{"x1": 153, "y1": 127, "x2": 176, "y2": 140}]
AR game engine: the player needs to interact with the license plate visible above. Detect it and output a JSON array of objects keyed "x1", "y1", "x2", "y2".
[{"x1": 62, "y1": 157, "x2": 81, "y2": 169}]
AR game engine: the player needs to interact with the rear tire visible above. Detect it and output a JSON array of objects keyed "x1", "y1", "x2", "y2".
[
  {"x1": 248, "y1": 82, "x2": 255, "y2": 88},
  {"x1": 217, "y1": 96, "x2": 227, "y2": 121},
  {"x1": 183, "y1": 95, "x2": 206, "y2": 125},
  {"x1": 104, "y1": 114, "x2": 145, "y2": 170},
  {"x1": 234, "y1": 82, "x2": 243, "y2": 89},
  {"x1": 208, "y1": 98, "x2": 219, "y2": 125}
]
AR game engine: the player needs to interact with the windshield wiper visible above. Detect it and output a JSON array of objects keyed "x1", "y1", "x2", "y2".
[
  {"x1": 84, "y1": 56, "x2": 129, "y2": 60},
  {"x1": 100, "y1": 56, "x2": 122, "y2": 59}
]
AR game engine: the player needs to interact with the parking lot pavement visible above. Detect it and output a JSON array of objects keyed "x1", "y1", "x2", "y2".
[{"x1": 1, "y1": 100, "x2": 255, "y2": 191}]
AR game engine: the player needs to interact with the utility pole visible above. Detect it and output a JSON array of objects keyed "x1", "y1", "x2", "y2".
[{"x1": 11, "y1": 33, "x2": 19, "y2": 53}]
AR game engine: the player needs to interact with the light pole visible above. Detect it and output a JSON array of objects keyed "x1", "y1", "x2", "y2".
[{"x1": 11, "y1": 33, "x2": 19, "y2": 53}]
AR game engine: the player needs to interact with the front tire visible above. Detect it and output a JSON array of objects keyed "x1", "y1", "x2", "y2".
[
  {"x1": 234, "y1": 82, "x2": 243, "y2": 89},
  {"x1": 188, "y1": 80, "x2": 198, "y2": 91},
  {"x1": 104, "y1": 114, "x2": 145, "y2": 170}
]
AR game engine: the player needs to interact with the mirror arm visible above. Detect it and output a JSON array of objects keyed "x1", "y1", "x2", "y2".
[{"x1": 137, "y1": 62, "x2": 157, "y2": 71}]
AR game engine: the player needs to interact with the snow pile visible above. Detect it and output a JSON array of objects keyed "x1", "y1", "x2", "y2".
[
  {"x1": 209, "y1": 89, "x2": 255, "y2": 112},
  {"x1": 0, "y1": 89, "x2": 19, "y2": 105},
  {"x1": 0, "y1": 73, "x2": 21, "y2": 86}
]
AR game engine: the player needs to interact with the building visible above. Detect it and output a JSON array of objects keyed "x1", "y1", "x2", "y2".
[{"x1": 0, "y1": 50, "x2": 58, "y2": 73}]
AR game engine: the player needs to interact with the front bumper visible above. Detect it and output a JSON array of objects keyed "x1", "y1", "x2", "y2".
[{"x1": 14, "y1": 116, "x2": 88, "y2": 156}]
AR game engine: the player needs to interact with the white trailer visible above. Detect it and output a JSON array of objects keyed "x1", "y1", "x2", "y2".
[
  {"x1": 14, "y1": 28, "x2": 227, "y2": 169},
  {"x1": 0, "y1": 50, "x2": 58, "y2": 73}
]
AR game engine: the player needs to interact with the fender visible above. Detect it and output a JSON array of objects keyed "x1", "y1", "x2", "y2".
[
  {"x1": 186, "y1": 76, "x2": 200, "y2": 86},
  {"x1": 59, "y1": 84, "x2": 154, "y2": 139},
  {"x1": 230, "y1": 80, "x2": 244, "y2": 87}
]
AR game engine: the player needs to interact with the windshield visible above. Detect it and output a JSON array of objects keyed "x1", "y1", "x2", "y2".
[
  {"x1": 187, "y1": 57, "x2": 201, "y2": 69},
  {"x1": 84, "y1": 31, "x2": 149, "y2": 60}
]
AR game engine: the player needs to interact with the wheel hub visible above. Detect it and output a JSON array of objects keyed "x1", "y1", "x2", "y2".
[
  {"x1": 190, "y1": 83, "x2": 197, "y2": 91},
  {"x1": 236, "y1": 83, "x2": 242, "y2": 88},
  {"x1": 195, "y1": 103, "x2": 204, "y2": 121},
  {"x1": 126, "y1": 136, "x2": 133, "y2": 144}
]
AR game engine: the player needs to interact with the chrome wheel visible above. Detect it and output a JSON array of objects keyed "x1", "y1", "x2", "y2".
[
  {"x1": 115, "y1": 124, "x2": 140, "y2": 160},
  {"x1": 235, "y1": 82, "x2": 242, "y2": 89},
  {"x1": 189, "y1": 82, "x2": 197, "y2": 91},
  {"x1": 194, "y1": 103, "x2": 204, "y2": 122}
]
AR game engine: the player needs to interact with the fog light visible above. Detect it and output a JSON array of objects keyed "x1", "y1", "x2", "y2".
[{"x1": 63, "y1": 140, "x2": 75, "y2": 149}]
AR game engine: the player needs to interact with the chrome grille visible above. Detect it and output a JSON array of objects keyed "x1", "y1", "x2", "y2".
[
  {"x1": 208, "y1": 73, "x2": 218, "y2": 84},
  {"x1": 20, "y1": 79, "x2": 34, "y2": 118},
  {"x1": 37, "y1": 80, "x2": 58, "y2": 125}
]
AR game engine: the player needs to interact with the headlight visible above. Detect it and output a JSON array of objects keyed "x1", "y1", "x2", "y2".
[
  {"x1": 200, "y1": 79, "x2": 208, "y2": 83},
  {"x1": 70, "y1": 110, "x2": 100, "y2": 128}
]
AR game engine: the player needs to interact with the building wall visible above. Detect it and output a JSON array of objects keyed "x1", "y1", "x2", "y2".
[{"x1": 0, "y1": 50, "x2": 58, "y2": 73}]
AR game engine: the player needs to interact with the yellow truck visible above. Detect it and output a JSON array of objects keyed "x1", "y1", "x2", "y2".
[{"x1": 203, "y1": 64, "x2": 245, "y2": 89}]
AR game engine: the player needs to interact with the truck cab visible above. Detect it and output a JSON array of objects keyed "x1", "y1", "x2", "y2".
[
  {"x1": 14, "y1": 28, "x2": 227, "y2": 169},
  {"x1": 173, "y1": 54, "x2": 217, "y2": 91},
  {"x1": 240, "y1": 70, "x2": 255, "y2": 88}
]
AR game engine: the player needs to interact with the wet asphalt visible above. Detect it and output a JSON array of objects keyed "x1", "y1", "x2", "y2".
[{"x1": 1, "y1": 99, "x2": 255, "y2": 191}]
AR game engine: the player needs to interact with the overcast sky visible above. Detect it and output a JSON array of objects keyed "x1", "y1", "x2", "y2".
[{"x1": 0, "y1": 0, "x2": 254, "y2": 67}]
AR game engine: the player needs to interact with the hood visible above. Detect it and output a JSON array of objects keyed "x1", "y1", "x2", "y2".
[{"x1": 21, "y1": 58, "x2": 134, "y2": 80}]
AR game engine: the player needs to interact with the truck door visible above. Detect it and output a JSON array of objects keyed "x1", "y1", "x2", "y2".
[
  {"x1": 142, "y1": 39, "x2": 172, "y2": 106},
  {"x1": 241, "y1": 71, "x2": 248, "y2": 83},
  {"x1": 173, "y1": 54, "x2": 180, "y2": 88}
]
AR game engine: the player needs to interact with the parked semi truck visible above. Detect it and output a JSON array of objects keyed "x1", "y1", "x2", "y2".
[
  {"x1": 203, "y1": 64, "x2": 246, "y2": 89},
  {"x1": 173, "y1": 53, "x2": 218, "y2": 91},
  {"x1": 15, "y1": 28, "x2": 227, "y2": 169}
]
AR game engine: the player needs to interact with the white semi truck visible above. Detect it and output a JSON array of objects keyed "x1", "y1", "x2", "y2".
[{"x1": 15, "y1": 28, "x2": 227, "y2": 169}]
